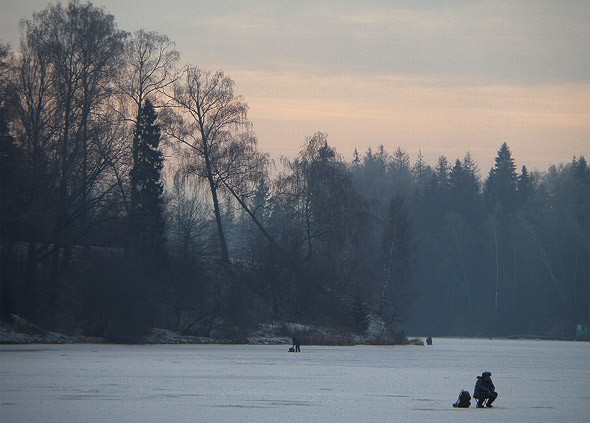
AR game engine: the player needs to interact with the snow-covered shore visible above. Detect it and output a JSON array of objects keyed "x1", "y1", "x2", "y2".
[{"x1": 1, "y1": 314, "x2": 421, "y2": 346}]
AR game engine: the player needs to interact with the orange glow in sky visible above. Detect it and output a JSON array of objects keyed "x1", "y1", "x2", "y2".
[{"x1": 2, "y1": 0, "x2": 588, "y2": 171}]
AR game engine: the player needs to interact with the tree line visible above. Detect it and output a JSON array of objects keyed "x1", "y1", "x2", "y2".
[{"x1": 1, "y1": 1, "x2": 588, "y2": 340}]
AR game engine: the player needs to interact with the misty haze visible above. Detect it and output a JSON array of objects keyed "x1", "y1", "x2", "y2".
[{"x1": 1, "y1": 1, "x2": 589, "y2": 422}]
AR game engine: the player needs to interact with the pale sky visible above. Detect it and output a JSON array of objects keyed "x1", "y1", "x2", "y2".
[{"x1": 2, "y1": 0, "x2": 589, "y2": 172}]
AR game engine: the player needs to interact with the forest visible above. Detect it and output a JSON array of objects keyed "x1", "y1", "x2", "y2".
[{"x1": 1, "y1": 1, "x2": 588, "y2": 342}]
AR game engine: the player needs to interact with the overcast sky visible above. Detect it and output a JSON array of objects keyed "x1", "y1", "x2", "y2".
[{"x1": 2, "y1": 0, "x2": 589, "y2": 171}]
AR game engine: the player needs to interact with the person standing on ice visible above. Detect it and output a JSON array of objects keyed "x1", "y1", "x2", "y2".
[
  {"x1": 473, "y1": 371, "x2": 498, "y2": 408},
  {"x1": 292, "y1": 337, "x2": 301, "y2": 352}
]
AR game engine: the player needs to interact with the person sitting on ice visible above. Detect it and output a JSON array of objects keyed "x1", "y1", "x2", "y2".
[{"x1": 473, "y1": 371, "x2": 498, "y2": 408}]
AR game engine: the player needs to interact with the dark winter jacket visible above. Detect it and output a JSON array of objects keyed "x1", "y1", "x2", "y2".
[{"x1": 474, "y1": 375, "x2": 495, "y2": 399}]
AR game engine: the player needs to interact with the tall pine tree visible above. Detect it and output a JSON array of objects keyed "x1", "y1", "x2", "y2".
[
  {"x1": 517, "y1": 165, "x2": 533, "y2": 205},
  {"x1": 130, "y1": 99, "x2": 165, "y2": 261},
  {"x1": 485, "y1": 142, "x2": 518, "y2": 214}
]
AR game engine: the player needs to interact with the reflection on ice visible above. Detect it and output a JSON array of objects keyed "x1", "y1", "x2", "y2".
[{"x1": 1, "y1": 338, "x2": 589, "y2": 422}]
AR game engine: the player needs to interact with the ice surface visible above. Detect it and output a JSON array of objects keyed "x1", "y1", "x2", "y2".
[{"x1": 1, "y1": 338, "x2": 589, "y2": 422}]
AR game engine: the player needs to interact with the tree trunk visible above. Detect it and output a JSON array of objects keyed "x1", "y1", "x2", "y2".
[{"x1": 202, "y1": 141, "x2": 229, "y2": 264}]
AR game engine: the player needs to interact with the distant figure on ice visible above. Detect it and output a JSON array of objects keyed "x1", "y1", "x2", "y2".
[
  {"x1": 426, "y1": 336, "x2": 432, "y2": 345},
  {"x1": 292, "y1": 337, "x2": 301, "y2": 352},
  {"x1": 474, "y1": 371, "x2": 498, "y2": 408}
]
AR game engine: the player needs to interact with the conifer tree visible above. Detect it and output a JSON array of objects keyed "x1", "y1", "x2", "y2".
[
  {"x1": 485, "y1": 142, "x2": 518, "y2": 213},
  {"x1": 129, "y1": 99, "x2": 165, "y2": 261},
  {"x1": 449, "y1": 157, "x2": 481, "y2": 221},
  {"x1": 412, "y1": 149, "x2": 428, "y2": 186},
  {"x1": 436, "y1": 155, "x2": 450, "y2": 188},
  {"x1": 352, "y1": 148, "x2": 361, "y2": 166},
  {"x1": 517, "y1": 165, "x2": 533, "y2": 205}
]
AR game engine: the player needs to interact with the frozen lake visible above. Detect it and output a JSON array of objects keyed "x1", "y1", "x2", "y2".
[{"x1": 1, "y1": 338, "x2": 589, "y2": 422}]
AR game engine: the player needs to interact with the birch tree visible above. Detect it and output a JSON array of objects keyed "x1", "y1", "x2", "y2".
[{"x1": 171, "y1": 67, "x2": 263, "y2": 264}]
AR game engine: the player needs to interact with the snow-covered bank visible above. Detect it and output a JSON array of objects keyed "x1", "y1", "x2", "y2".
[
  {"x1": 0, "y1": 314, "x2": 94, "y2": 344},
  {"x1": 1, "y1": 314, "x2": 421, "y2": 346}
]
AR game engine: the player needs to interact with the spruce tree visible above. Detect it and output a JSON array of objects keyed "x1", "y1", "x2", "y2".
[
  {"x1": 485, "y1": 142, "x2": 518, "y2": 214},
  {"x1": 412, "y1": 149, "x2": 428, "y2": 186},
  {"x1": 517, "y1": 165, "x2": 533, "y2": 205},
  {"x1": 449, "y1": 156, "x2": 481, "y2": 223},
  {"x1": 129, "y1": 99, "x2": 165, "y2": 261}
]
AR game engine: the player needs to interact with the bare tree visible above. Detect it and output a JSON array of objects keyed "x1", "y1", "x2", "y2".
[
  {"x1": 120, "y1": 29, "x2": 180, "y2": 112},
  {"x1": 275, "y1": 132, "x2": 349, "y2": 260},
  {"x1": 170, "y1": 67, "x2": 256, "y2": 264},
  {"x1": 168, "y1": 170, "x2": 209, "y2": 260},
  {"x1": 13, "y1": 1, "x2": 127, "y2": 303}
]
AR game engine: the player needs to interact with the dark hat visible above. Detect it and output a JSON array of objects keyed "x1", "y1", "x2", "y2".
[{"x1": 482, "y1": 371, "x2": 492, "y2": 377}]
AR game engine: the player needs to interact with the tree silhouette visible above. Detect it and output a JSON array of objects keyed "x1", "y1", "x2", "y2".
[
  {"x1": 129, "y1": 99, "x2": 165, "y2": 261},
  {"x1": 485, "y1": 142, "x2": 518, "y2": 214}
]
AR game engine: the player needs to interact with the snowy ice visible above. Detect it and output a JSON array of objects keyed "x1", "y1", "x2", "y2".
[{"x1": 1, "y1": 338, "x2": 589, "y2": 422}]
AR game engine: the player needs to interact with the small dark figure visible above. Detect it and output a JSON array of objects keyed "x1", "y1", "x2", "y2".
[
  {"x1": 474, "y1": 371, "x2": 498, "y2": 408},
  {"x1": 288, "y1": 347, "x2": 295, "y2": 352},
  {"x1": 292, "y1": 337, "x2": 301, "y2": 352},
  {"x1": 452, "y1": 389, "x2": 471, "y2": 408},
  {"x1": 426, "y1": 336, "x2": 432, "y2": 345}
]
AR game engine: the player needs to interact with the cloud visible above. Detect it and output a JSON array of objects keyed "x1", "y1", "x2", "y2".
[
  {"x1": 3, "y1": 0, "x2": 588, "y2": 170},
  {"x1": 6, "y1": 1, "x2": 586, "y2": 84},
  {"x1": 156, "y1": 0, "x2": 590, "y2": 85}
]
